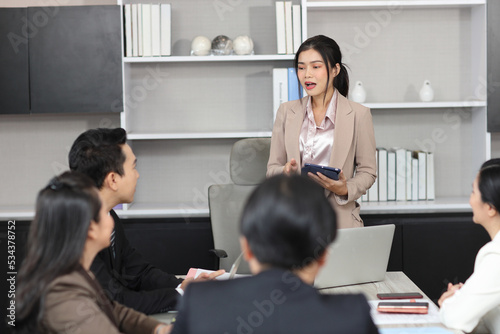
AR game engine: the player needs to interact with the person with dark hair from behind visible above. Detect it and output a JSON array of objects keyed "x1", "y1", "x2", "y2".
[
  {"x1": 68, "y1": 128, "x2": 223, "y2": 315},
  {"x1": 15, "y1": 171, "x2": 170, "y2": 333},
  {"x1": 439, "y1": 159, "x2": 500, "y2": 333},
  {"x1": 171, "y1": 174, "x2": 378, "y2": 334}
]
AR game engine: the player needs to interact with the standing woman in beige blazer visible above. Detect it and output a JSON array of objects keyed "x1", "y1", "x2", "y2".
[
  {"x1": 15, "y1": 172, "x2": 170, "y2": 334},
  {"x1": 267, "y1": 35, "x2": 376, "y2": 228}
]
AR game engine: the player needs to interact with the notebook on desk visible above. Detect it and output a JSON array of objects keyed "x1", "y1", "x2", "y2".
[{"x1": 314, "y1": 224, "x2": 395, "y2": 289}]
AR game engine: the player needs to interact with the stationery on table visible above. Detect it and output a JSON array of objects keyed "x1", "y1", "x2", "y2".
[
  {"x1": 368, "y1": 299, "x2": 441, "y2": 325},
  {"x1": 186, "y1": 252, "x2": 249, "y2": 280}
]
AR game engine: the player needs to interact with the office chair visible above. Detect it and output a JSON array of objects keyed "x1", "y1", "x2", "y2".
[{"x1": 208, "y1": 137, "x2": 271, "y2": 274}]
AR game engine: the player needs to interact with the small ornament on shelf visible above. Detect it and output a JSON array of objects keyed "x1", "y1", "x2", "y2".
[
  {"x1": 211, "y1": 35, "x2": 233, "y2": 55},
  {"x1": 191, "y1": 36, "x2": 212, "y2": 56},
  {"x1": 351, "y1": 81, "x2": 367, "y2": 103},
  {"x1": 419, "y1": 80, "x2": 434, "y2": 102},
  {"x1": 233, "y1": 35, "x2": 254, "y2": 55}
]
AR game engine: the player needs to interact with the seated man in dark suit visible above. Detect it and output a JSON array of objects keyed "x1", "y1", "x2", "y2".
[
  {"x1": 69, "y1": 128, "x2": 223, "y2": 314},
  {"x1": 171, "y1": 174, "x2": 379, "y2": 334}
]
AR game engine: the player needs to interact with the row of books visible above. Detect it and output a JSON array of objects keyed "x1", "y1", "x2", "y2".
[
  {"x1": 360, "y1": 148, "x2": 435, "y2": 202},
  {"x1": 275, "y1": 2, "x2": 301, "y2": 54},
  {"x1": 123, "y1": 3, "x2": 171, "y2": 57},
  {"x1": 272, "y1": 68, "x2": 303, "y2": 120}
]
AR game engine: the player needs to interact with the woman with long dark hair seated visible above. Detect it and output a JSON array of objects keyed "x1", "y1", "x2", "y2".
[{"x1": 15, "y1": 171, "x2": 170, "y2": 334}]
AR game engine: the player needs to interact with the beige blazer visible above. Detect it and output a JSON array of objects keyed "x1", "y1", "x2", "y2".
[
  {"x1": 267, "y1": 94, "x2": 376, "y2": 228},
  {"x1": 42, "y1": 268, "x2": 160, "y2": 334}
]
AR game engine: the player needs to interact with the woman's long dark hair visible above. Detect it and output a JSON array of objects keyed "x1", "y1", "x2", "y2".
[
  {"x1": 294, "y1": 35, "x2": 350, "y2": 101},
  {"x1": 478, "y1": 161, "x2": 500, "y2": 213},
  {"x1": 15, "y1": 171, "x2": 101, "y2": 332}
]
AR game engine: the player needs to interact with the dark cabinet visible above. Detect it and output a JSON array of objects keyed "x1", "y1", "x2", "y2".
[
  {"x1": 488, "y1": 0, "x2": 500, "y2": 131},
  {"x1": 0, "y1": 5, "x2": 123, "y2": 115},
  {"x1": 364, "y1": 213, "x2": 490, "y2": 303},
  {"x1": 0, "y1": 8, "x2": 29, "y2": 114}
]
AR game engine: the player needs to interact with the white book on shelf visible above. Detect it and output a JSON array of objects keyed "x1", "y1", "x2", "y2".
[
  {"x1": 394, "y1": 148, "x2": 406, "y2": 201},
  {"x1": 412, "y1": 157, "x2": 419, "y2": 201},
  {"x1": 426, "y1": 152, "x2": 435, "y2": 200},
  {"x1": 142, "y1": 4, "x2": 152, "y2": 57},
  {"x1": 405, "y1": 150, "x2": 412, "y2": 201},
  {"x1": 387, "y1": 150, "x2": 396, "y2": 201},
  {"x1": 273, "y1": 68, "x2": 288, "y2": 121},
  {"x1": 284, "y1": 1, "x2": 293, "y2": 54},
  {"x1": 131, "y1": 4, "x2": 138, "y2": 57},
  {"x1": 368, "y1": 149, "x2": 378, "y2": 202},
  {"x1": 124, "y1": 4, "x2": 132, "y2": 57},
  {"x1": 137, "y1": 4, "x2": 143, "y2": 56},
  {"x1": 160, "y1": 4, "x2": 171, "y2": 56},
  {"x1": 151, "y1": 4, "x2": 161, "y2": 56},
  {"x1": 377, "y1": 148, "x2": 388, "y2": 202},
  {"x1": 292, "y1": 4, "x2": 301, "y2": 54},
  {"x1": 275, "y1": 1, "x2": 286, "y2": 54},
  {"x1": 413, "y1": 151, "x2": 427, "y2": 200}
]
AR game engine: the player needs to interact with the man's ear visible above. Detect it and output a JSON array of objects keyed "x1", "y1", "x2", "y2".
[
  {"x1": 240, "y1": 236, "x2": 254, "y2": 262},
  {"x1": 103, "y1": 172, "x2": 119, "y2": 192}
]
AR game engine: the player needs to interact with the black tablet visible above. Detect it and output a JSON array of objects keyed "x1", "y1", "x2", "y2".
[{"x1": 301, "y1": 163, "x2": 341, "y2": 180}]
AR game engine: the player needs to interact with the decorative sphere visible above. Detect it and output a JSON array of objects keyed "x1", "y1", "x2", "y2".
[
  {"x1": 233, "y1": 35, "x2": 254, "y2": 55},
  {"x1": 211, "y1": 35, "x2": 233, "y2": 55},
  {"x1": 191, "y1": 36, "x2": 211, "y2": 56}
]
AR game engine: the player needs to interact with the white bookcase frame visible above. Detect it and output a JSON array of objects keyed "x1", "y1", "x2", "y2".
[{"x1": 116, "y1": 0, "x2": 489, "y2": 218}]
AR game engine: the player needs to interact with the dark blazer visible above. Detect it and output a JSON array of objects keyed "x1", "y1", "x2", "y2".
[
  {"x1": 42, "y1": 266, "x2": 160, "y2": 334},
  {"x1": 171, "y1": 268, "x2": 379, "y2": 334},
  {"x1": 90, "y1": 210, "x2": 183, "y2": 314}
]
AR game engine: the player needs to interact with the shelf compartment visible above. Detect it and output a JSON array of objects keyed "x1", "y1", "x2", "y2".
[
  {"x1": 124, "y1": 55, "x2": 295, "y2": 63},
  {"x1": 365, "y1": 101, "x2": 486, "y2": 109},
  {"x1": 306, "y1": 0, "x2": 485, "y2": 10},
  {"x1": 127, "y1": 131, "x2": 272, "y2": 140}
]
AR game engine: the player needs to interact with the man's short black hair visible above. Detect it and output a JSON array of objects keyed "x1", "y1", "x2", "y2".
[
  {"x1": 68, "y1": 128, "x2": 127, "y2": 189},
  {"x1": 240, "y1": 174, "x2": 337, "y2": 269}
]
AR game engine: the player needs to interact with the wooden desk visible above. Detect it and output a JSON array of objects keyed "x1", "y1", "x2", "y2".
[{"x1": 320, "y1": 271, "x2": 464, "y2": 334}]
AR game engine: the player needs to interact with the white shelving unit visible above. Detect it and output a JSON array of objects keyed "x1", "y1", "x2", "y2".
[{"x1": 115, "y1": 0, "x2": 487, "y2": 218}]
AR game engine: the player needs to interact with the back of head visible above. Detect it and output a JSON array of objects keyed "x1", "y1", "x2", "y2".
[
  {"x1": 240, "y1": 174, "x2": 337, "y2": 269},
  {"x1": 68, "y1": 128, "x2": 127, "y2": 189},
  {"x1": 478, "y1": 160, "x2": 500, "y2": 213},
  {"x1": 294, "y1": 34, "x2": 349, "y2": 97},
  {"x1": 15, "y1": 171, "x2": 101, "y2": 332}
]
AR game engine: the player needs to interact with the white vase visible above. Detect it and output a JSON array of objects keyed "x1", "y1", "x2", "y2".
[
  {"x1": 419, "y1": 80, "x2": 434, "y2": 102},
  {"x1": 351, "y1": 81, "x2": 367, "y2": 103}
]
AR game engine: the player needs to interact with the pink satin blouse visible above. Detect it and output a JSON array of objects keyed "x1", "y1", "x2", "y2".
[{"x1": 299, "y1": 90, "x2": 338, "y2": 167}]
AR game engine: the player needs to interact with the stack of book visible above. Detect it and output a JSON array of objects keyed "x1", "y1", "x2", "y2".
[
  {"x1": 124, "y1": 3, "x2": 171, "y2": 57},
  {"x1": 272, "y1": 68, "x2": 303, "y2": 120},
  {"x1": 275, "y1": 1, "x2": 301, "y2": 54},
  {"x1": 360, "y1": 148, "x2": 435, "y2": 202}
]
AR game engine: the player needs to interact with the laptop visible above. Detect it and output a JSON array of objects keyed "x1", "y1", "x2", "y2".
[{"x1": 314, "y1": 224, "x2": 395, "y2": 289}]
